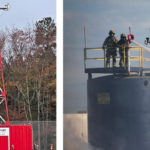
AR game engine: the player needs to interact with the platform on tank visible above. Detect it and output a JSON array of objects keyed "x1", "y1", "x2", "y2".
[{"x1": 85, "y1": 67, "x2": 150, "y2": 74}]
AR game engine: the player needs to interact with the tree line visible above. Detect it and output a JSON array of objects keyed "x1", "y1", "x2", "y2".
[{"x1": 0, "y1": 17, "x2": 56, "y2": 121}]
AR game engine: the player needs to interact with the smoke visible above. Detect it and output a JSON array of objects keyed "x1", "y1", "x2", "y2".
[
  {"x1": 63, "y1": 114, "x2": 104, "y2": 150},
  {"x1": 64, "y1": 130, "x2": 92, "y2": 150}
]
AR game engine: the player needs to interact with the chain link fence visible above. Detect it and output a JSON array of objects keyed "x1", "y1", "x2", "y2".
[{"x1": 0, "y1": 121, "x2": 56, "y2": 150}]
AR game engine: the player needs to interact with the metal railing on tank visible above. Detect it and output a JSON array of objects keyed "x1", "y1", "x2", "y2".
[
  {"x1": 84, "y1": 27, "x2": 150, "y2": 76},
  {"x1": 84, "y1": 46, "x2": 150, "y2": 68}
]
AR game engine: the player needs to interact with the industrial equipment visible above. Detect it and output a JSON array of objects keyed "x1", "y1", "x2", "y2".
[
  {"x1": 144, "y1": 37, "x2": 150, "y2": 45},
  {"x1": 84, "y1": 27, "x2": 150, "y2": 150},
  {"x1": 144, "y1": 29, "x2": 150, "y2": 45}
]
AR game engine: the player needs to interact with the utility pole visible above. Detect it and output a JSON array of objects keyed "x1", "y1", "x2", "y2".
[{"x1": 0, "y1": 3, "x2": 10, "y2": 11}]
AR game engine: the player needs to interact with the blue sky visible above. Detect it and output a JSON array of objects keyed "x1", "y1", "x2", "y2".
[
  {"x1": 63, "y1": 0, "x2": 150, "y2": 113},
  {"x1": 0, "y1": 0, "x2": 56, "y2": 28}
]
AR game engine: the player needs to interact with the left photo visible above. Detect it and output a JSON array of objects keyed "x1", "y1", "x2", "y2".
[{"x1": 0, "y1": 1, "x2": 56, "y2": 150}]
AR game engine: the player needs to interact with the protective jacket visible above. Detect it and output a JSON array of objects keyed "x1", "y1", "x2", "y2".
[
  {"x1": 117, "y1": 39, "x2": 129, "y2": 67},
  {"x1": 117, "y1": 39, "x2": 129, "y2": 53},
  {"x1": 102, "y1": 36, "x2": 118, "y2": 51}
]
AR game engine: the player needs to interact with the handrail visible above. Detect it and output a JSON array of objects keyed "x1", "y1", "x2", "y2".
[{"x1": 84, "y1": 46, "x2": 147, "y2": 69}]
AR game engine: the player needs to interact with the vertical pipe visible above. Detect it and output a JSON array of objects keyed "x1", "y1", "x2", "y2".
[
  {"x1": 128, "y1": 50, "x2": 131, "y2": 75},
  {"x1": 84, "y1": 48, "x2": 86, "y2": 69},
  {"x1": 104, "y1": 49, "x2": 106, "y2": 68},
  {"x1": 139, "y1": 48, "x2": 141, "y2": 67},
  {"x1": 142, "y1": 48, "x2": 143, "y2": 67},
  {"x1": 84, "y1": 27, "x2": 86, "y2": 48},
  {"x1": 84, "y1": 27, "x2": 87, "y2": 69},
  {"x1": 124, "y1": 47, "x2": 125, "y2": 67}
]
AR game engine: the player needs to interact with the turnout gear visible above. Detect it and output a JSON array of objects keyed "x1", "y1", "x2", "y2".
[
  {"x1": 117, "y1": 34, "x2": 129, "y2": 67},
  {"x1": 102, "y1": 30, "x2": 118, "y2": 67},
  {"x1": 106, "y1": 51, "x2": 117, "y2": 67}
]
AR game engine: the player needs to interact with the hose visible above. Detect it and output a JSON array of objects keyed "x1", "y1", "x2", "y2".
[{"x1": 130, "y1": 40, "x2": 150, "y2": 53}]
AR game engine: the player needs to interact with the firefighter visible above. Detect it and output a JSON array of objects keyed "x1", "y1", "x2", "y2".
[
  {"x1": 102, "y1": 30, "x2": 118, "y2": 68},
  {"x1": 117, "y1": 33, "x2": 129, "y2": 67}
]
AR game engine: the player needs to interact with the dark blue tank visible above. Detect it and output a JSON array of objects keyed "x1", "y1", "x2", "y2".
[{"x1": 87, "y1": 75, "x2": 150, "y2": 150}]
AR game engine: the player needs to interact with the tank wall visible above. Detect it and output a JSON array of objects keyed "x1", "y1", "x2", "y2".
[{"x1": 87, "y1": 75, "x2": 150, "y2": 150}]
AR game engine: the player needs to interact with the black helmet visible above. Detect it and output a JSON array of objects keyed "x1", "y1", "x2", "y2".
[
  {"x1": 120, "y1": 33, "x2": 126, "y2": 38},
  {"x1": 109, "y1": 30, "x2": 115, "y2": 35}
]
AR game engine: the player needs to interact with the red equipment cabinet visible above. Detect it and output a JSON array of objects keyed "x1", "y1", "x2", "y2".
[{"x1": 0, "y1": 125, "x2": 33, "y2": 150}]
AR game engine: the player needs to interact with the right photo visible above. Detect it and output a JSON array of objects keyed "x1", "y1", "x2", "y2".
[{"x1": 63, "y1": 0, "x2": 150, "y2": 150}]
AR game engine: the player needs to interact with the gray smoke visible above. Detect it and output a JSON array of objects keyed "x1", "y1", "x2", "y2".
[{"x1": 63, "y1": 114, "x2": 104, "y2": 150}]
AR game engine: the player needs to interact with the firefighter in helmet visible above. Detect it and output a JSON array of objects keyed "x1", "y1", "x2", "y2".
[
  {"x1": 117, "y1": 33, "x2": 129, "y2": 67},
  {"x1": 102, "y1": 30, "x2": 118, "y2": 68}
]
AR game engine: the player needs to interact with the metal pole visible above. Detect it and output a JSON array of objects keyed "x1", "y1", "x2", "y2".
[
  {"x1": 139, "y1": 48, "x2": 141, "y2": 67},
  {"x1": 84, "y1": 27, "x2": 87, "y2": 48},
  {"x1": 84, "y1": 27, "x2": 87, "y2": 69},
  {"x1": 124, "y1": 47, "x2": 125, "y2": 67},
  {"x1": 128, "y1": 50, "x2": 131, "y2": 75},
  {"x1": 142, "y1": 48, "x2": 143, "y2": 67},
  {"x1": 104, "y1": 49, "x2": 106, "y2": 68},
  {"x1": 84, "y1": 48, "x2": 86, "y2": 69}
]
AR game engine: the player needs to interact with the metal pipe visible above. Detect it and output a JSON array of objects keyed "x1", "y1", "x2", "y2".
[
  {"x1": 84, "y1": 48, "x2": 86, "y2": 69},
  {"x1": 0, "y1": 99, "x2": 4, "y2": 104},
  {"x1": 104, "y1": 49, "x2": 106, "y2": 68},
  {"x1": 84, "y1": 27, "x2": 86, "y2": 48},
  {"x1": 124, "y1": 47, "x2": 125, "y2": 67},
  {"x1": 139, "y1": 48, "x2": 141, "y2": 67},
  {"x1": 142, "y1": 49, "x2": 143, "y2": 67},
  {"x1": 0, "y1": 116, "x2": 5, "y2": 123},
  {"x1": 143, "y1": 71, "x2": 150, "y2": 73},
  {"x1": 84, "y1": 27, "x2": 87, "y2": 69},
  {"x1": 128, "y1": 50, "x2": 131, "y2": 75}
]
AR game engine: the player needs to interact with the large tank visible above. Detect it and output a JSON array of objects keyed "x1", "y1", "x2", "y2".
[{"x1": 88, "y1": 75, "x2": 150, "y2": 150}]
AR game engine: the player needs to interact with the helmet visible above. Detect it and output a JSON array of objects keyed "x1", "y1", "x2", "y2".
[
  {"x1": 109, "y1": 30, "x2": 115, "y2": 35},
  {"x1": 120, "y1": 33, "x2": 126, "y2": 38}
]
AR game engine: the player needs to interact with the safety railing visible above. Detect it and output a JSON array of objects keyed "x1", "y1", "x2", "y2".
[
  {"x1": 84, "y1": 47, "x2": 150, "y2": 69},
  {"x1": 84, "y1": 27, "x2": 150, "y2": 74}
]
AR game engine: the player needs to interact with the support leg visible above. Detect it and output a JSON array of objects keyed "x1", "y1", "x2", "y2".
[{"x1": 88, "y1": 73, "x2": 92, "y2": 80}]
